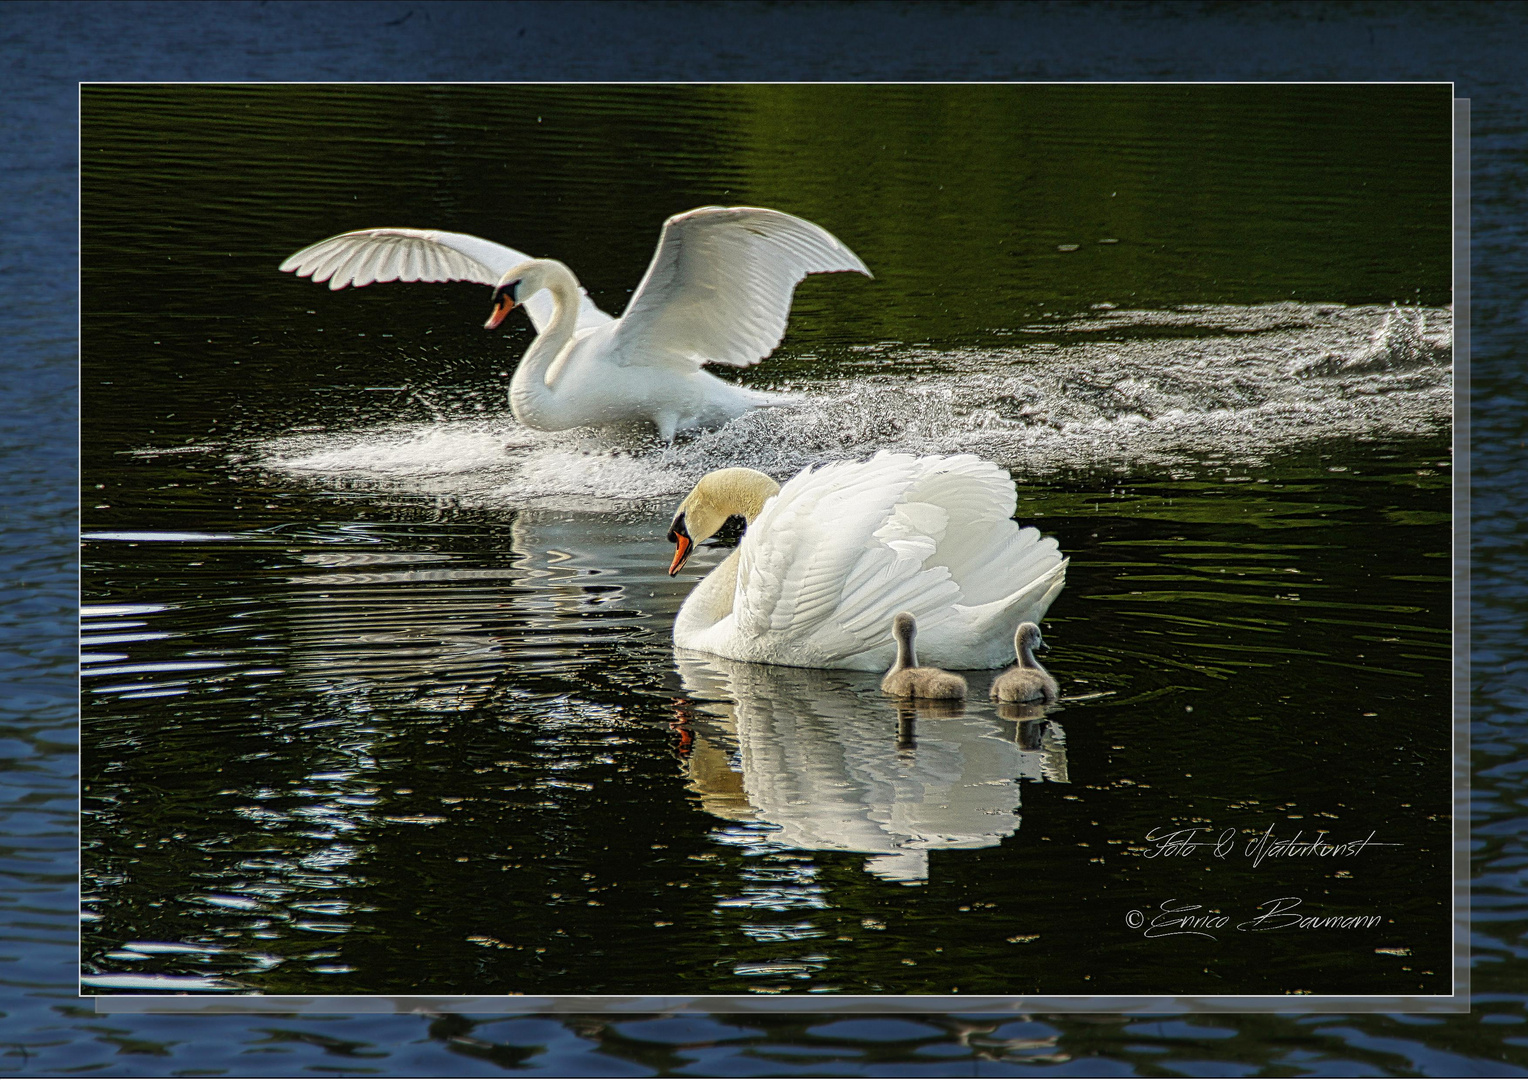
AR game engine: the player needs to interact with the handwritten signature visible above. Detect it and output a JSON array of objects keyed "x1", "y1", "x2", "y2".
[
  {"x1": 1141, "y1": 825, "x2": 1398, "y2": 865},
  {"x1": 1126, "y1": 897, "x2": 1386, "y2": 939}
]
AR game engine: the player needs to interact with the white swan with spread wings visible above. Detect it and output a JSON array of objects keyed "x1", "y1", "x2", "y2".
[
  {"x1": 665, "y1": 452, "x2": 1069, "y2": 671},
  {"x1": 280, "y1": 206, "x2": 871, "y2": 440}
]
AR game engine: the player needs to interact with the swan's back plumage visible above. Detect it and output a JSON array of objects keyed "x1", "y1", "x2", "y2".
[
  {"x1": 278, "y1": 227, "x2": 613, "y2": 334},
  {"x1": 679, "y1": 452, "x2": 1067, "y2": 671},
  {"x1": 612, "y1": 206, "x2": 871, "y2": 373}
]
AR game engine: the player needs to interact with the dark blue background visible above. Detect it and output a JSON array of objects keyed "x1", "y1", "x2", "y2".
[{"x1": 5, "y1": 1, "x2": 1526, "y2": 1074}]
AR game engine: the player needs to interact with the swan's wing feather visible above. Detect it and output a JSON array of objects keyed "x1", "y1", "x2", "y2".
[
  {"x1": 279, "y1": 228, "x2": 614, "y2": 334},
  {"x1": 898, "y1": 455, "x2": 1047, "y2": 607},
  {"x1": 735, "y1": 457, "x2": 910, "y2": 641},
  {"x1": 902, "y1": 455, "x2": 1069, "y2": 641},
  {"x1": 280, "y1": 228, "x2": 522, "y2": 288},
  {"x1": 607, "y1": 206, "x2": 870, "y2": 372},
  {"x1": 734, "y1": 454, "x2": 970, "y2": 661}
]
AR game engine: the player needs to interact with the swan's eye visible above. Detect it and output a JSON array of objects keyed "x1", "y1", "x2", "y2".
[{"x1": 667, "y1": 515, "x2": 688, "y2": 544}]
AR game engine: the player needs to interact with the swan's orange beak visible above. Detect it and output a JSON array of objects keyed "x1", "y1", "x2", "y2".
[
  {"x1": 667, "y1": 517, "x2": 693, "y2": 576},
  {"x1": 485, "y1": 292, "x2": 517, "y2": 330},
  {"x1": 668, "y1": 534, "x2": 693, "y2": 576}
]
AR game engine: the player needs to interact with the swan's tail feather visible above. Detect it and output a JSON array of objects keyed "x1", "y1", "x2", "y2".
[
  {"x1": 972, "y1": 556, "x2": 1070, "y2": 634},
  {"x1": 949, "y1": 527, "x2": 1061, "y2": 609},
  {"x1": 921, "y1": 556, "x2": 1069, "y2": 669}
]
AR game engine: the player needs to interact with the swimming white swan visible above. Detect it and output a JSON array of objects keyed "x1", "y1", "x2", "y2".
[
  {"x1": 279, "y1": 206, "x2": 871, "y2": 440},
  {"x1": 665, "y1": 453, "x2": 1068, "y2": 671},
  {"x1": 881, "y1": 612, "x2": 968, "y2": 699},
  {"x1": 990, "y1": 622, "x2": 1060, "y2": 704}
]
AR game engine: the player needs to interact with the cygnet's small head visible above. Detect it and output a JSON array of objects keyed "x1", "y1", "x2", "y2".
[
  {"x1": 485, "y1": 259, "x2": 561, "y2": 330},
  {"x1": 892, "y1": 611, "x2": 918, "y2": 645},
  {"x1": 1015, "y1": 621, "x2": 1046, "y2": 655},
  {"x1": 667, "y1": 467, "x2": 780, "y2": 576}
]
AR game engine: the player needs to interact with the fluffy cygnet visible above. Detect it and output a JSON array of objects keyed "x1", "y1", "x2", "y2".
[
  {"x1": 990, "y1": 622, "x2": 1059, "y2": 704},
  {"x1": 881, "y1": 612, "x2": 968, "y2": 700}
]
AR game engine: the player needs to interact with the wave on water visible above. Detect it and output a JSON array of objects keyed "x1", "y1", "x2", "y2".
[{"x1": 253, "y1": 302, "x2": 1451, "y2": 509}]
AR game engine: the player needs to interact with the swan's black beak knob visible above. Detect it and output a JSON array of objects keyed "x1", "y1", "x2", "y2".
[
  {"x1": 667, "y1": 516, "x2": 693, "y2": 576},
  {"x1": 485, "y1": 287, "x2": 518, "y2": 330}
]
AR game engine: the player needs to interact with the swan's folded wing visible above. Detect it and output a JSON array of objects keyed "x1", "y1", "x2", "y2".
[
  {"x1": 733, "y1": 464, "x2": 854, "y2": 639},
  {"x1": 735, "y1": 459, "x2": 902, "y2": 640},
  {"x1": 607, "y1": 207, "x2": 870, "y2": 372},
  {"x1": 278, "y1": 228, "x2": 613, "y2": 334},
  {"x1": 942, "y1": 553, "x2": 1069, "y2": 658},
  {"x1": 900, "y1": 456, "x2": 1038, "y2": 606},
  {"x1": 899, "y1": 455, "x2": 1068, "y2": 647},
  {"x1": 733, "y1": 454, "x2": 961, "y2": 662},
  {"x1": 735, "y1": 452, "x2": 1066, "y2": 666}
]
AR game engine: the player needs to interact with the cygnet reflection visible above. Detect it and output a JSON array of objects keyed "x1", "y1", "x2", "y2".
[
  {"x1": 675, "y1": 650, "x2": 1070, "y2": 883},
  {"x1": 995, "y1": 704, "x2": 1070, "y2": 784}
]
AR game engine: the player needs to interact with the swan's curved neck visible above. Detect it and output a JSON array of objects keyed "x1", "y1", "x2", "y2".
[
  {"x1": 891, "y1": 628, "x2": 917, "y2": 673},
  {"x1": 674, "y1": 548, "x2": 743, "y2": 641},
  {"x1": 508, "y1": 261, "x2": 582, "y2": 430},
  {"x1": 673, "y1": 472, "x2": 783, "y2": 645}
]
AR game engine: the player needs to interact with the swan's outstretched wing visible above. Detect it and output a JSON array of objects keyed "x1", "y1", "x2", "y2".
[
  {"x1": 735, "y1": 453, "x2": 1066, "y2": 666},
  {"x1": 278, "y1": 228, "x2": 613, "y2": 334},
  {"x1": 608, "y1": 206, "x2": 871, "y2": 372}
]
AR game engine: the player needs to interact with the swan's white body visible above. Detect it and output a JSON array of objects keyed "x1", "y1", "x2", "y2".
[
  {"x1": 671, "y1": 453, "x2": 1069, "y2": 671},
  {"x1": 279, "y1": 206, "x2": 871, "y2": 440}
]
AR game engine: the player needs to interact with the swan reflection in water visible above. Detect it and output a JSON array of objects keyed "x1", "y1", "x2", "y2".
[
  {"x1": 673, "y1": 650, "x2": 1069, "y2": 883},
  {"x1": 276, "y1": 510, "x2": 676, "y2": 706}
]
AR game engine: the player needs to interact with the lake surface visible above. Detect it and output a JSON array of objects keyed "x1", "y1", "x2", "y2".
[{"x1": 78, "y1": 83, "x2": 1458, "y2": 1003}]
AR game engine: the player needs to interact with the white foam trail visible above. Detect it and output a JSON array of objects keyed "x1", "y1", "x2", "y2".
[
  {"x1": 252, "y1": 303, "x2": 1451, "y2": 508},
  {"x1": 267, "y1": 422, "x2": 515, "y2": 477}
]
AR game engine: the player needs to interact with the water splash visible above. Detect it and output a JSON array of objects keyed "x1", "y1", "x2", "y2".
[{"x1": 253, "y1": 302, "x2": 1451, "y2": 508}]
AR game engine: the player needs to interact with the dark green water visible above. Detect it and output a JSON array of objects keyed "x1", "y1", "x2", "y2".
[{"x1": 81, "y1": 84, "x2": 1453, "y2": 1000}]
